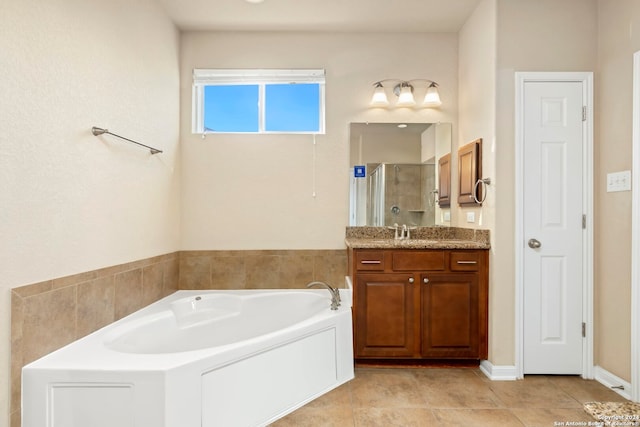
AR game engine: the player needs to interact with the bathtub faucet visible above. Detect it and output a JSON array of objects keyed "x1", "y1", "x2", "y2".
[{"x1": 306, "y1": 281, "x2": 341, "y2": 310}]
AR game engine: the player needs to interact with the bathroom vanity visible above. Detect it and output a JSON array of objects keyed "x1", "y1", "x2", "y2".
[{"x1": 346, "y1": 227, "x2": 489, "y2": 362}]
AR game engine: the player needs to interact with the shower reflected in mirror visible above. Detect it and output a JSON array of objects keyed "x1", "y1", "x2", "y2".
[{"x1": 349, "y1": 122, "x2": 452, "y2": 226}]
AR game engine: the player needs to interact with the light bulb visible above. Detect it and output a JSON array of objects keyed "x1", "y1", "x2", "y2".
[
  {"x1": 396, "y1": 84, "x2": 416, "y2": 107},
  {"x1": 423, "y1": 84, "x2": 442, "y2": 107},
  {"x1": 370, "y1": 84, "x2": 389, "y2": 107}
]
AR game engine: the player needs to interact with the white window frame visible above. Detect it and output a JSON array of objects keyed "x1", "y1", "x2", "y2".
[{"x1": 192, "y1": 68, "x2": 326, "y2": 134}]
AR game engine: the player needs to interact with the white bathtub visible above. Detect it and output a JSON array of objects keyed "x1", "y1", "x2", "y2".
[{"x1": 22, "y1": 286, "x2": 354, "y2": 427}]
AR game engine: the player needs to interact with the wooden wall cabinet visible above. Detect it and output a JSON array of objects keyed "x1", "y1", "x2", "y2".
[
  {"x1": 437, "y1": 153, "x2": 451, "y2": 207},
  {"x1": 458, "y1": 138, "x2": 482, "y2": 206},
  {"x1": 350, "y1": 248, "x2": 488, "y2": 361}
]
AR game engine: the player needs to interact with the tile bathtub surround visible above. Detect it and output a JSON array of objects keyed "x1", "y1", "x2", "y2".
[
  {"x1": 10, "y1": 249, "x2": 346, "y2": 426},
  {"x1": 10, "y1": 252, "x2": 179, "y2": 426},
  {"x1": 179, "y1": 250, "x2": 348, "y2": 291}
]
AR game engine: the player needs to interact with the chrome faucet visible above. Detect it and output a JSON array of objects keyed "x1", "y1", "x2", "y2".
[
  {"x1": 388, "y1": 223, "x2": 415, "y2": 240},
  {"x1": 306, "y1": 281, "x2": 341, "y2": 310},
  {"x1": 388, "y1": 223, "x2": 400, "y2": 239}
]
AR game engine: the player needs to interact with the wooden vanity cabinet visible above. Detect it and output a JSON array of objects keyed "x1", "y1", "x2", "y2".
[
  {"x1": 354, "y1": 273, "x2": 417, "y2": 357},
  {"x1": 350, "y1": 248, "x2": 488, "y2": 361}
]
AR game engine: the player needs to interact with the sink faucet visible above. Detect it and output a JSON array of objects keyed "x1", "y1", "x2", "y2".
[
  {"x1": 388, "y1": 223, "x2": 415, "y2": 240},
  {"x1": 388, "y1": 223, "x2": 401, "y2": 239},
  {"x1": 306, "y1": 281, "x2": 341, "y2": 310}
]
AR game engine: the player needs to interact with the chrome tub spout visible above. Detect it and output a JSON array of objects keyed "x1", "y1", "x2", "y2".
[{"x1": 306, "y1": 281, "x2": 341, "y2": 310}]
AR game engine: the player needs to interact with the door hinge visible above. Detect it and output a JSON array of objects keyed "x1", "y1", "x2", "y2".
[
  {"x1": 582, "y1": 214, "x2": 587, "y2": 229},
  {"x1": 582, "y1": 322, "x2": 586, "y2": 337},
  {"x1": 582, "y1": 106, "x2": 587, "y2": 121}
]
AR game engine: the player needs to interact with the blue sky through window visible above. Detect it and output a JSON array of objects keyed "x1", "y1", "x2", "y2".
[
  {"x1": 202, "y1": 83, "x2": 321, "y2": 133},
  {"x1": 265, "y1": 84, "x2": 320, "y2": 132},
  {"x1": 204, "y1": 85, "x2": 259, "y2": 132}
]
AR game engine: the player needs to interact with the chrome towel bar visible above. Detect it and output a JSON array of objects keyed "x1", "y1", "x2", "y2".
[{"x1": 91, "y1": 127, "x2": 162, "y2": 155}]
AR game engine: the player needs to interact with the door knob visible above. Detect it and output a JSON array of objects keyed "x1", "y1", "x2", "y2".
[
  {"x1": 408, "y1": 277, "x2": 414, "y2": 284},
  {"x1": 528, "y1": 238, "x2": 542, "y2": 249}
]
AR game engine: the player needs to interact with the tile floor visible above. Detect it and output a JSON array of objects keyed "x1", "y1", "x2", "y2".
[{"x1": 271, "y1": 367, "x2": 629, "y2": 426}]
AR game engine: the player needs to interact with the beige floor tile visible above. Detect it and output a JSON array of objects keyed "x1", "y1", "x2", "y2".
[
  {"x1": 511, "y1": 407, "x2": 594, "y2": 427},
  {"x1": 432, "y1": 408, "x2": 525, "y2": 426},
  {"x1": 417, "y1": 378, "x2": 505, "y2": 409},
  {"x1": 270, "y1": 405, "x2": 354, "y2": 427},
  {"x1": 273, "y1": 368, "x2": 629, "y2": 426},
  {"x1": 350, "y1": 368, "x2": 426, "y2": 408},
  {"x1": 489, "y1": 378, "x2": 582, "y2": 408},
  {"x1": 304, "y1": 383, "x2": 352, "y2": 409},
  {"x1": 411, "y1": 367, "x2": 485, "y2": 383},
  {"x1": 549, "y1": 375, "x2": 629, "y2": 404},
  {"x1": 354, "y1": 407, "x2": 437, "y2": 427}
]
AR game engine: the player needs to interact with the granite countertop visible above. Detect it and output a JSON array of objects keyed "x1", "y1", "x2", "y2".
[{"x1": 345, "y1": 226, "x2": 490, "y2": 250}]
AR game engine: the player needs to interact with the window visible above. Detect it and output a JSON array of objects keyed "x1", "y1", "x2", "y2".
[{"x1": 192, "y1": 69, "x2": 325, "y2": 134}]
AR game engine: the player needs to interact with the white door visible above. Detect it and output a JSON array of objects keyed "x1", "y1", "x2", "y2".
[{"x1": 523, "y1": 80, "x2": 585, "y2": 374}]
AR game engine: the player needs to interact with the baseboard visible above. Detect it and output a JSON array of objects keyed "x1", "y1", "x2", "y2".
[
  {"x1": 479, "y1": 360, "x2": 518, "y2": 381},
  {"x1": 594, "y1": 365, "x2": 632, "y2": 400}
]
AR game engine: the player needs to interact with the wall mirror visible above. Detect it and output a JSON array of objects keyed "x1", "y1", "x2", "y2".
[{"x1": 349, "y1": 122, "x2": 452, "y2": 226}]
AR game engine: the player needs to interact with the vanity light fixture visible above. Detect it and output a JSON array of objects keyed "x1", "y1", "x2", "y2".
[{"x1": 369, "y1": 79, "x2": 442, "y2": 108}]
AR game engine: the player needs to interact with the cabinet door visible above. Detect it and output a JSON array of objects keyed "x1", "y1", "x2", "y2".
[
  {"x1": 354, "y1": 273, "x2": 418, "y2": 358},
  {"x1": 438, "y1": 153, "x2": 451, "y2": 207},
  {"x1": 457, "y1": 138, "x2": 482, "y2": 206},
  {"x1": 421, "y1": 273, "x2": 481, "y2": 358}
]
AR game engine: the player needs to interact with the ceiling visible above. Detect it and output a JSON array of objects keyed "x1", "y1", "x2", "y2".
[{"x1": 158, "y1": 0, "x2": 482, "y2": 33}]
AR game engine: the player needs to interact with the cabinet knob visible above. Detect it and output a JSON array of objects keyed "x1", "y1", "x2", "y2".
[
  {"x1": 408, "y1": 277, "x2": 414, "y2": 284},
  {"x1": 423, "y1": 277, "x2": 429, "y2": 284}
]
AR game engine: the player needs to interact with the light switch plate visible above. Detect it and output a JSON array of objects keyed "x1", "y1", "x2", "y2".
[
  {"x1": 443, "y1": 211, "x2": 451, "y2": 222},
  {"x1": 607, "y1": 170, "x2": 632, "y2": 192},
  {"x1": 466, "y1": 212, "x2": 475, "y2": 223}
]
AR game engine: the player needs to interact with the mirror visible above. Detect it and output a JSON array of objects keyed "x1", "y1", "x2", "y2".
[{"x1": 349, "y1": 122, "x2": 452, "y2": 226}]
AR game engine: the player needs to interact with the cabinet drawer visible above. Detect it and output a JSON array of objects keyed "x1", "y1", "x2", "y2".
[
  {"x1": 355, "y1": 251, "x2": 385, "y2": 271},
  {"x1": 450, "y1": 251, "x2": 481, "y2": 271},
  {"x1": 392, "y1": 251, "x2": 445, "y2": 271}
]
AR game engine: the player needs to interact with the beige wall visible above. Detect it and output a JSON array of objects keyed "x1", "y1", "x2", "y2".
[
  {"x1": 0, "y1": 0, "x2": 180, "y2": 424},
  {"x1": 179, "y1": 32, "x2": 459, "y2": 250},
  {"x1": 458, "y1": 0, "x2": 500, "y2": 360},
  {"x1": 493, "y1": 0, "x2": 598, "y2": 369},
  {"x1": 595, "y1": 0, "x2": 640, "y2": 381}
]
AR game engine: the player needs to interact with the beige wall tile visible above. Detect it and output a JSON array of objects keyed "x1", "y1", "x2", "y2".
[
  {"x1": 22, "y1": 286, "x2": 77, "y2": 365},
  {"x1": 211, "y1": 256, "x2": 246, "y2": 289},
  {"x1": 10, "y1": 409, "x2": 20, "y2": 427},
  {"x1": 142, "y1": 263, "x2": 164, "y2": 305},
  {"x1": 12, "y1": 280, "x2": 52, "y2": 298},
  {"x1": 114, "y1": 268, "x2": 143, "y2": 319},
  {"x1": 179, "y1": 256, "x2": 211, "y2": 289},
  {"x1": 280, "y1": 254, "x2": 315, "y2": 288},
  {"x1": 313, "y1": 252, "x2": 348, "y2": 288},
  {"x1": 77, "y1": 276, "x2": 115, "y2": 338},
  {"x1": 52, "y1": 270, "x2": 98, "y2": 290},
  {"x1": 245, "y1": 255, "x2": 282, "y2": 289},
  {"x1": 163, "y1": 258, "x2": 179, "y2": 295},
  {"x1": 177, "y1": 250, "x2": 348, "y2": 290},
  {"x1": 10, "y1": 293, "x2": 23, "y2": 415}
]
